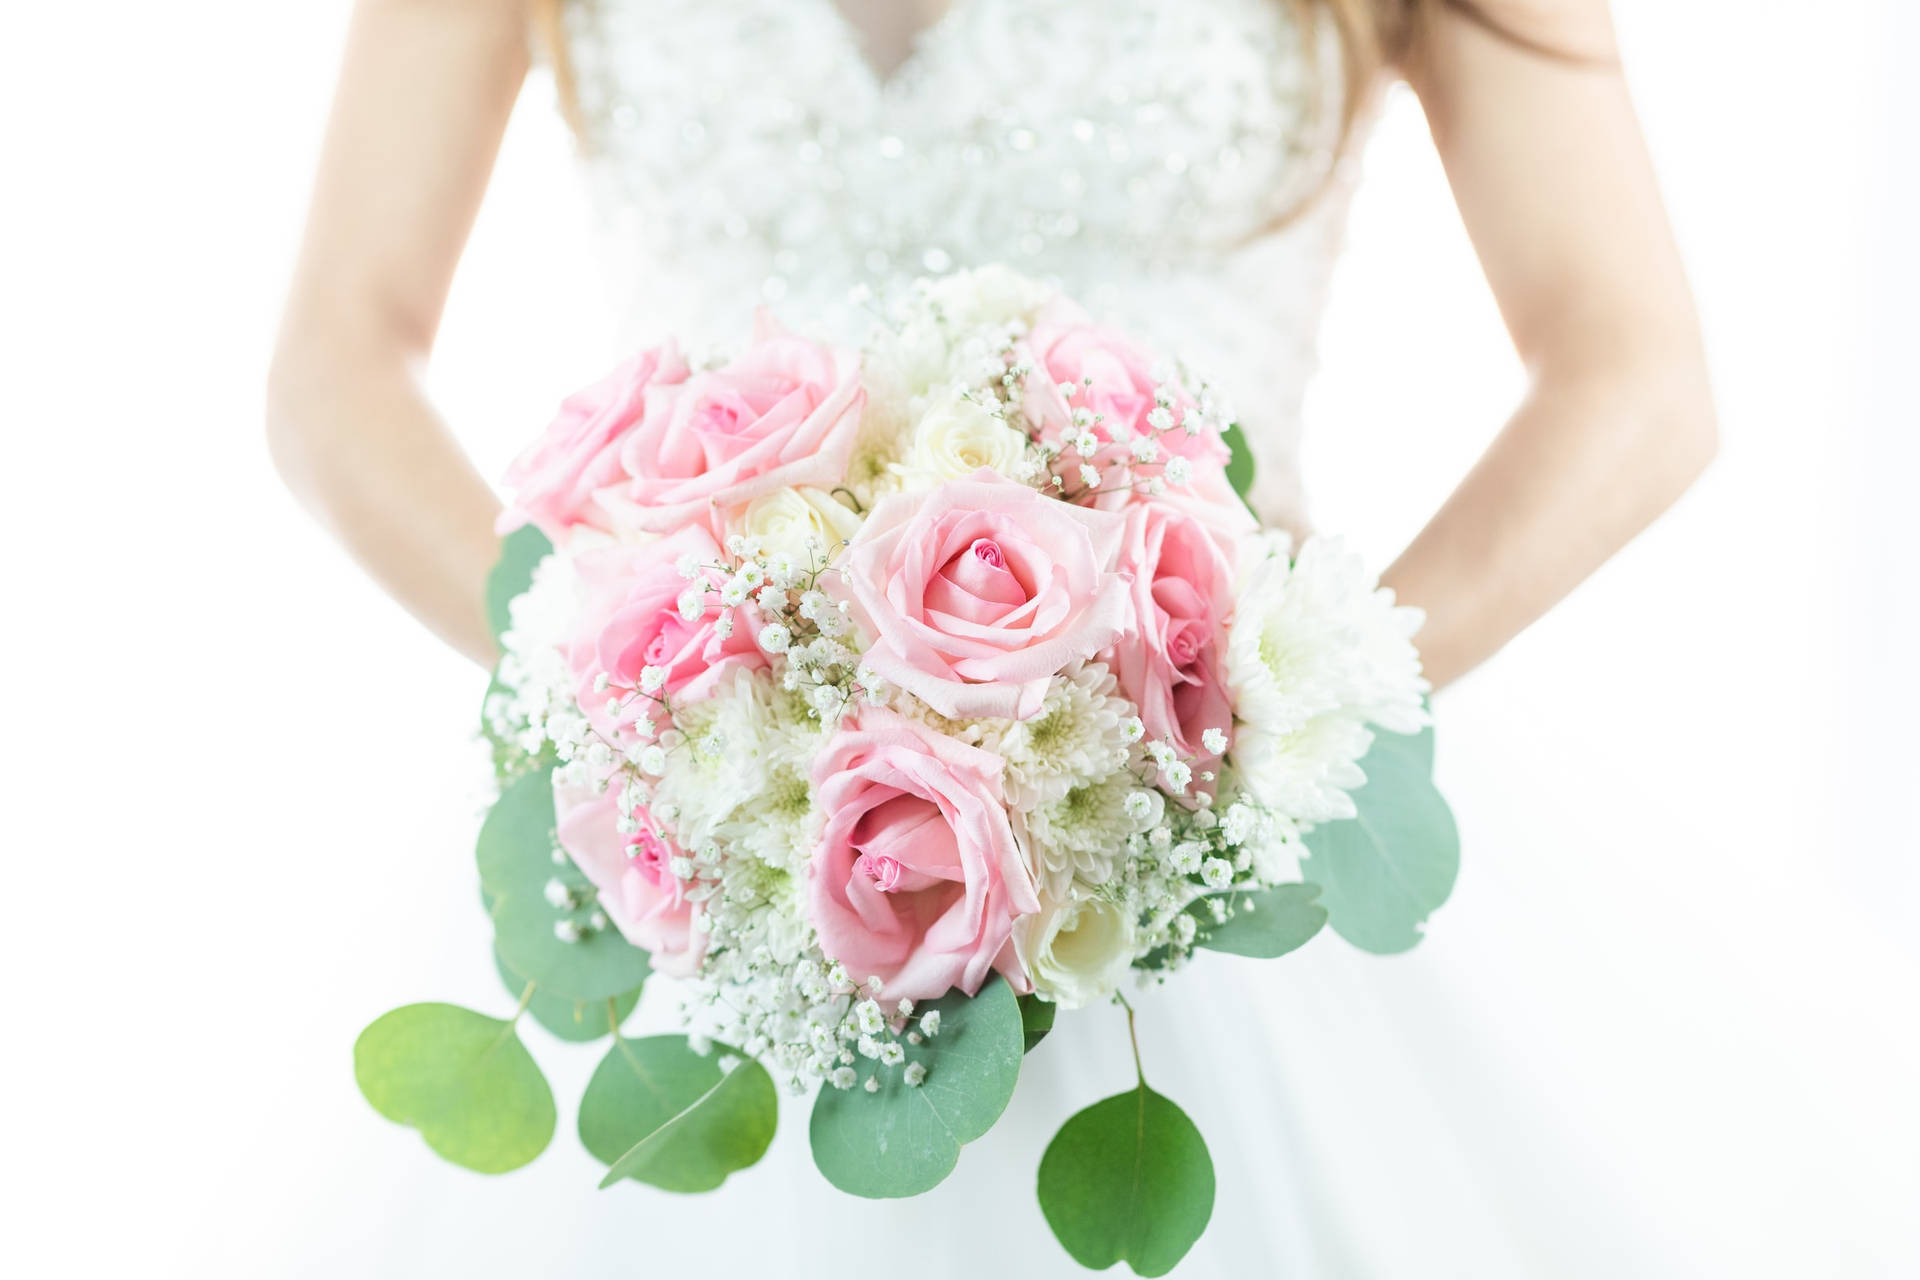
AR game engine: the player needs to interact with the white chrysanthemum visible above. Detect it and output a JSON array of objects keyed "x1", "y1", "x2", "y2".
[
  {"x1": 998, "y1": 663, "x2": 1137, "y2": 811},
  {"x1": 1020, "y1": 767, "x2": 1157, "y2": 901},
  {"x1": 890, "y1": 385, "x2": 1034, "y2": 491},
  {"x1": 490, "y1": 551, "x2": 584, "y2": 741},
  {"x1": 649, "y1": 668, "x2": 780, "y2": 849},
  {"x1": 704, "y1": 834, "x2": 813, "y2": 963},
  {"x1": 1015, "y1": 891, "x2": 1137, "y2": 1010},
  {"x1": 1226, "y1": 534, "x2": 1429, "y2": 817},
  {"x1": 730, "y1": 486, "x2": 863, "y2": 563},
  {"x1": 919, "y1": 264, "x2": 1051, "y2": 333}
]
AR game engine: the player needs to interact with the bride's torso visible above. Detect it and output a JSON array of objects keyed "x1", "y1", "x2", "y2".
[{"x1": 555, "y1": 0, "x2": 1369, "y2": 527}]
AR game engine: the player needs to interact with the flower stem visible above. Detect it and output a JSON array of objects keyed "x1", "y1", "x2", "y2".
[{"x1": 1116, "y1": 992, "x2": 1145, "y2": 1088}]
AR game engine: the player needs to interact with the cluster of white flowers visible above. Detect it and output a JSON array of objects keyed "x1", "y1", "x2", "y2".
[{"x1": 481, "y1": 267, "x2": 1428, "y2": 1090}]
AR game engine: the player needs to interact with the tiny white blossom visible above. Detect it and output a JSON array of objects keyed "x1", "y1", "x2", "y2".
[
  {"x1": 1146, "y1": 405, "x2": 1174, "y2": 431},
  {"x1": 879, "y1": 1042, "x2": 906, "y2": 1066},
  {"x1": 919, "y1": 1009, "x2": 941, "y2": 1037},
  {"x1": 758, "y1": 621, "x2": 793, "y2": 653},
  {"x1": 1124, "y1": 791, "x2": 1155, "y2": 822},
  {"x1": 1201, "y1": 857, "x2": 1234, "y2": 889},
  {"x1": 676, "y1": 587, "x2": 706, "y2": 622},
  {"x1": 1202, "y1": 727, "x2": 1229, "y2": 754},
  {"x1": 639, "y1": 665, "x2": 668, "y2": 694},
  {"x1": 1164, "y1": 456, "x2": 1193, "y2": 486},
  {"x1": 904, "y1": 1061, "x2": 928, "y2": 1086},
  {"x1": 1163, "y1": 759, "x2": 1193, "y2": 793},
  {"x1": 1121, "y1": 716, "x2": 1145, "y2": 743},
  {"x1": 1078, "y1": 464, "x2": 1102, "y2": 489},
  {"x1": 855, "y1": 999, "x2": 885, "y2": 1035},
  {"x1": 674, "y1": 552, "x2": 702, "y2": 580},
  {"x1": 638, "y1": 745, "x2": 668, "y2": 775},
  {"x1": 830, "y1": 1066, "x2": 857, "y2": 1090}
]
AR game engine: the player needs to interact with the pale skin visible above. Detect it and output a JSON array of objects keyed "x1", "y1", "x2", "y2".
[{"x1": 268, "y1": 0, "x2": 1716, "y2": 687}]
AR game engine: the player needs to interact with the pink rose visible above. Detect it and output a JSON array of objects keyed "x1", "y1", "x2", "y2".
[
  {"x1": 598, "y1": 321, "x2": 865, "y2": 535},
  {"x1": 837, "y1": 471, "x2": 1132, "y2": 720},
  {"x1": 807, "y1": 709, "x2": 1039, "y2": 1001},
  {"x1": 1108, "y1": 501, "x2": 1236, "y2": 773},
  {"x1": 500, "y1": 342, "x2": 691, "y2": 541},
  {"x1": 569, "y1": 525, "x2": 767, "y2": 743},
  {"x1": 555, "y1": 788, "x2": 707, "y2": 977},
  {"x1": 1019, "y1": 298, "x2": 1230, "y2": 505}
]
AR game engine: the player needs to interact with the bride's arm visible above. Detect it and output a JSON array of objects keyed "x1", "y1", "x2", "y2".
[
  {"x1": 267, "y1": 0, "x2": 532, "y2": 667},
  {"x1": 1380, "y1": 0, "x2": 1717, "y2": 689}
]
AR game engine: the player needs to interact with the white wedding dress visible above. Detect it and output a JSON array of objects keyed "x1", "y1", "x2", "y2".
[{"x1": 445, "y1": 1, "x2": 1919, "y2": 1275}]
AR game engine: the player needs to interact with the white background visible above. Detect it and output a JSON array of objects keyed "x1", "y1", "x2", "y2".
[{"x1": 3, "y1": 1, "x2": 1915, "y2": 1275}]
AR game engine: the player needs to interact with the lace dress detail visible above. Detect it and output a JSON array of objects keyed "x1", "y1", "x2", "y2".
[{"x1": 556, "y1": 0, "x2": 1363, "y2": 530}]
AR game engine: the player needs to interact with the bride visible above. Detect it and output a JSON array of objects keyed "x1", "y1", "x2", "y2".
[{"x1": 265, "y1": 1, "x2": 1912, "y2": 1275}]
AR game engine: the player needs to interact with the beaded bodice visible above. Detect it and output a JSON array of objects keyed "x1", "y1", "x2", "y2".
[{"x1": 557, "y1": 0, "x2": 1368, "y2": 527}]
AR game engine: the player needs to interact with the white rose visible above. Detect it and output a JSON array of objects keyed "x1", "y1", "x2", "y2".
[
  {"x1": 892, "y1": 388, "x2": 1032, "y2": 490},
  {"x1": 730, "y1": 486, "x2": 864, "y2": 560},
  {"x1": 1018, "y1": 893, "x2": 1137, "y2": 1010}
]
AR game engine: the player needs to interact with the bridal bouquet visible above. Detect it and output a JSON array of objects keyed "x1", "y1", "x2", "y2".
[{"x1": 353, "y1": 267, "x2": 1457, "y2": 1276}]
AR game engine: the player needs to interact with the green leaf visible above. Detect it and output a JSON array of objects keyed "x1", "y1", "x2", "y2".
[
  {"x1": 582, "y1": 1035, "x2": 778, "y2": 1192},
  {"x1": 1397, "y1": 720, "x2": 1436, "y2": 776},
  {"x1": 1190, "y1": 881, "x2": 1328, "y2": 959},
  {"x1": 1038, "y1": 1083, "x2": 1216, "y2": 1277},
  {"x1": 1304, "y1": 725, "x2": 1459, "y2": 954},
  {"x1": 478, "y1": 768, "x2": 653, "y2": 1002},
  {"x1": 1221, "y1": 421, "x2": 1256, "y2": 507},
  {"x1": 486, "y1": 523, "x2": 553, "y2": 647},
  {"x1": 809, "y1": 974, "x2": 1025, "y2": 1198},
  {"x1": 353, "y1": 1002, "x2": 555, "y2": 1174},
  {"x1": 1019, "y1": 992, "x2": 1057, "y2": 1053},
  {"x1": 494, "y1": 949, "x2": 643, "y2": 1043}
]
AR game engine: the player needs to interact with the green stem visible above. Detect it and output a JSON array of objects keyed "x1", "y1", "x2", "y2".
[
  {"x1": 606, "y1": 996, "x2": 623, "y2": 1042},
  {"x1": 510, "y1": 980, "x2": 537, "y2": 1025},
  {"x1": 486, "y1": 981, "x2": 540, "y2": 1054},
  {"x1": 1116, "y1": 992, "x2": 1145, "y2": 1088}
]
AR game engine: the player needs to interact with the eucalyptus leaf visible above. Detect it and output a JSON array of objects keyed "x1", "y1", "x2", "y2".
[
  {"x1": 809, "y1": 975, "x2": 1025, "y2": 1198},
  {"x1": 1038, "y1": 1083, "x2": 1216, "y2": 1277},
  {"x1": 1190, "y1": 881, "x2": 1328, "y2": 959},
  {"x1": 582, "y1": 1035, "x2": 777, "y2": 1192},
  {"x1": 353, "y1": 1002, "x2": 555, "y2": 1174},
  {"x1": 479, "y1": 768, "x2": 652, "y2": 1002},
  {"x1": 1304, "y1": 725, "x2": 1458, "y2": 954},
  {"x1": 1019, "y1": 992, "x2": 1057, "y2": 1053},
  {"x1": 1221, "y1": 421, "x2": 1256, "y2": 508},
  {"x1": 486, "y1": 523, "x2": 553, "y2": 647},
  {"x1": 494, "y1": 949, "x2": 643, "y2": 1043}
]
